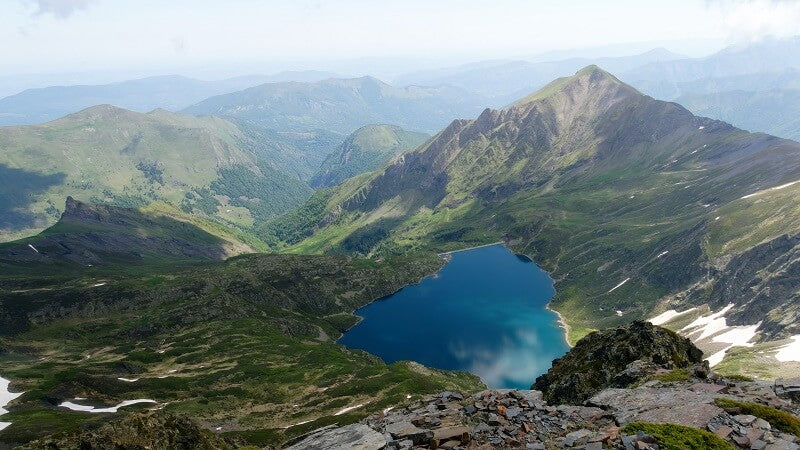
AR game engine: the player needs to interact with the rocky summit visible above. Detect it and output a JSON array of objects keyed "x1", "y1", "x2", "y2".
[
  {"x1": 288, "y1": 378, "x2": 799, "y2": 450},
  {"x1": 287, "y1": 322, "x2": 800, "y2": 450},
  {"x1": 533, "y1": 321, "x2": 705, "y2": 405}
]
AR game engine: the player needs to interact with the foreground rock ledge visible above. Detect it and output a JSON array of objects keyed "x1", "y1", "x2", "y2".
[{"x1": 287, "y1": 381, "x2": 800, "y2": 449}]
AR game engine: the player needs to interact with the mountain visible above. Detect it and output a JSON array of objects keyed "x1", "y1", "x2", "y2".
[
  {"x1": 622, "y1": 37, "x2": 800, "y2": 91},
  {"x1": 677, "y1": 89, "x2": 800, "y2": 142},
  {"x1": 181, "y1": 76, "x2": 487, "y2": 134},
  {"x1": 310, "y1": 124, "x2": 430, "y2": 188},
  {"x1": 0, "y1": 71, "x2": 339, "y2": 126},
  {"x1": 630, "y1": 68, "x2": 800, "y2": 100},
  {"x1": 393, "y1": 48, "x2": 686, "y2": 104},
  {"x1": 0, "y1": 105, "x2": 314, "y2": 242},
  {"x1": 277, "y1": 66, "x2": 800, "y2": 374},
  {"x1": 0, "y1": 197, "x2": 253, "y2": 268}
]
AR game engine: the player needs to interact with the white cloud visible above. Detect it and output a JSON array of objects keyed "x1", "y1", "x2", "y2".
[
  {"x1": 28, "y1": 0, "x2": 96, "y2": 19},
  {"x1": 710, "y1": 0, "x2": 800, "y2": 42}
]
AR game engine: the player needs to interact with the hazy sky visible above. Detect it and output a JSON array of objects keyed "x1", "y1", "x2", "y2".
[{"x1": 2, "y1": 0, "x2": 800, "y2": 78}]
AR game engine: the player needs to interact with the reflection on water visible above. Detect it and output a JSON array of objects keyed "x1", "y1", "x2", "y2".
[{"x1": 338, "y1": 244, "x2": 569, "y2": 389}]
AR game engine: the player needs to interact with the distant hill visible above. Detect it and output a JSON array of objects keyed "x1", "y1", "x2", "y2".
[
  {"x1": 0, "y1": 71, "x2": 338, "y2": 126},
  {"x1": 393, "y1": 48, "x2": 686, "y2": 104},
  {"x1": 621, "y1": 37, "x2": 800, "y2": 92},
  {"x1": 310, "y1": 124, "x2": 429, "y2": 188},
  {"x1": 0, "y1": 105, "x2": 315, "y2": 242},
  {"x1": 677, "y1": 89, "x2": 800, "y2": 142},
  {"x1": 181, "y1": 76, "x2": 486, "y2": 134},
  {"x1": 275, "y1": 66, "x2": 800, "y2": 372},
  {"x1": 0, "y1": 197, "x2": 253, "y2": 267}
]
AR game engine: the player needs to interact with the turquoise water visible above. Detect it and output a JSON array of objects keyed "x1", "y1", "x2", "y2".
[{"x1": 338, "y1": 244, "x2": 569, "y2": 389}]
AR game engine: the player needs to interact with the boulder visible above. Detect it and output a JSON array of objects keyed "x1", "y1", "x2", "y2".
[{"x1": 285, "y1": 423, "x2": 386, "y2": 450}]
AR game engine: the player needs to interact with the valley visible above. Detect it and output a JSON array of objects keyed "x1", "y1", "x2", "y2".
[{"x1": 2, "y1": 15, "x2": 800, "y2": 447}]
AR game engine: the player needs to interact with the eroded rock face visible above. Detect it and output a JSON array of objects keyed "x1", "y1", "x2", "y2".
[
  {"x1": 284, "y1": 423, "x2": 386, "y2": 450},
  {"x1": 532, "y1": 320, "x2": 705, "y2": 404}
]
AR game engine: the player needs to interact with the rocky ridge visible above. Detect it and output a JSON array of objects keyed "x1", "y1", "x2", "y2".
[
  {"x1": 288, "y1": 323, "x2": 800, "y2": 449},
  {"x1": 289, "y1": 378, "x2": 800, "y2": 449}
]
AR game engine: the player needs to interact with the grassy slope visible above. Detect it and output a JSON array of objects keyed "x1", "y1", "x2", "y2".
[
  {"x1": 278, "y1": 67, "x2": 800, "y2": 347},
  {"x1": 0, "y1": 106, "x2": 313, "y2": 243},
  {"x1": 310, "y1": 124, "x2": 429, "y2": 188},
  {"x1": 182, "y1": 76, "x2": 485, "y2": 134},
  {"x1": 0, "y1": 253, "x2": 484, "y2": 448}
]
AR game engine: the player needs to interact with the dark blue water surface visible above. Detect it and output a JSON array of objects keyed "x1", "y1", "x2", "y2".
[{"x1": 338, "y1": 244, "x2": 569, "y2": 389}]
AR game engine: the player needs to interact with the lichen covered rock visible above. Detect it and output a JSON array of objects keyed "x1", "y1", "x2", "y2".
[{"x1": 532, "y1": 320, "x2": 705, "y2": 404}]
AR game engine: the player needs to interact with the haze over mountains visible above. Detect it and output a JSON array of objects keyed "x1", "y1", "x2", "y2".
[
  {"x1": 182, "y1": 76, "x2": 486, "y2": 134},
  {"x1": 0, "y1": 71, "x2": 339, "y2": 127},
  {"x1": 2, "y1": 29, "x2": 800, "y2": 448}
]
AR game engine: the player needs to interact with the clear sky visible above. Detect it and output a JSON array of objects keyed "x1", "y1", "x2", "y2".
[{"x1": 2, "y1": 0, "x2": 800, "y2": 79}]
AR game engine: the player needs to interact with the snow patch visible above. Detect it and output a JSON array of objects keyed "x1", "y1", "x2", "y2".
[
  {"x1": 656, "y1": 251, "x2": 669, "y2": 258},
  {"x1": 27, "y1": 244, "x2": 39, "y2": 254},
  {"x1": 1, "y1": 376, "x2": 23, "y2": 431},
  {"x1": 334, "y1": 403, "x2": 365, "y2": 416},
  {"x1": 615, "y1": 310, "x2": 623, "y2": 317},
  {"x1": 282, "y1": 419, "x2": 312, "y2": 429},
  {"x1": 681, "y1": 304, "x2": 761, "y2": 366},
  {"x1": 681, "y1": 304, "x2": 735, "y2": 340},
  {"x1": 775, "y1": 335, "x2": 800, "y2": 362},
  {"x1": 648, "y1": 307, "x2": 696, "y2": 326},
  {"x1": 741, "y1": 180, "x2": 800, "y2": 199},
  {"x1": 91, "y1": 282, "x2": 107, "y2": 288},
  {"x1": 117, "y1": 377, "x2": 139, "y2": 383},
  {"x1": 59, "y1": 398, "x2": 157, "y2": 413},
  {"x1": 607, "y1": 278, "x2": 630, "y2": 293}
]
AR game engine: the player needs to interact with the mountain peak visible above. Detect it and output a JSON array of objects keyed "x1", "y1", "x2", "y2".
[
  {"x1": 58, "y1": 104, "x2": 139, "y2": 123},
  {"x1": 513, "y1": 65, "x2": 632, "y2": 106}
]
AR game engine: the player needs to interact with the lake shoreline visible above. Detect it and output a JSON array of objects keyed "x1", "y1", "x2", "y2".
[{"x1": 340, "y1": 243, "x2": 569, "y2": 389}]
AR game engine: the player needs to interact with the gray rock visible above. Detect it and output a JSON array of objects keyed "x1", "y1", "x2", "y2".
[
  {"x1": 589, "y1": 386, "x2": 723, "y2": 428},
  {"x1": 385, "y1": 421, "x2": 433, "y2": 444},
  {"x1": 564, "y1": 429, "x2": 592, "y2": 447},
  {"x1": 285, "y1": 423, "x2": 386, "y2": 450},
  {"x1": 734, "y1": 414, "x2": 758, "y2": 426}
]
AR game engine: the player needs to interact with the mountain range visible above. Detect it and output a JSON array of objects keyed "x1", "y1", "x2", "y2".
[
  {"x1": 276, "y1": 66, "x2": 800, "y2": 377},
  {"x1": 0, "y1": 105, "x2": 317, "y2": 242},
  {"x1": 2, "y1": 63, "x2": 800, "y2": 447},
  {"x1": 0, "y1": 71, "x2": 338, "y2": 126},
  {"x1": 182, "y1": 76, "x2": 487, "y2": 134}
]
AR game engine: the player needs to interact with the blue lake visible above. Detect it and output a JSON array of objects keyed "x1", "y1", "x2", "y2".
[{"x1": 338, "y1": 244, "x2": 569, "y2": 389}]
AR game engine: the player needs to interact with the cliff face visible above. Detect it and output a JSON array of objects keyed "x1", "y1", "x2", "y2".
[{"x1": 532, "y1": 321, "x2": 705, "y2": 405}]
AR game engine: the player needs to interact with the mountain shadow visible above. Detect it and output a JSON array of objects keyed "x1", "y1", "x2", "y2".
[
  {"x1": 0, "y1": 197, "x2": 250, "y2": 269},
  {"x1": 0, "y1": 164, "x2": 65, "y2": 229}
]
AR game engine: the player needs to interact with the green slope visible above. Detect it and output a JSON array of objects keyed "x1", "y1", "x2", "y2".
[
  {"x1": 182, "y1": 76, "x2": 486, "y2": 134},
  {"x1": 677, "y1": 89, "x2": 800, "y2": 142},
  {"x1": 0, "y1": 105, "x2": 315, "y2": 242},
  {"x1": 277, "y1": 66, "x2": 800, "y2": 348},
  {"x1": 0, "y1": 230, "x2": 483, "y2": 448},
  {"x1": 310, "y1": 124, "x2": 429, "y2": 188}
]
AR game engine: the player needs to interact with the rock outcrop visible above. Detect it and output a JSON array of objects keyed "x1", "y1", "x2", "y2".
[
  {"x1": 532, "y1": 321, "x2": 705, "y2": 404},
  {"x1": 286, "y1": 377, "x2": 800, "y2": 449},
  {"x1": 20, "y1": 412, "x2": 232, "y2": 449}
]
